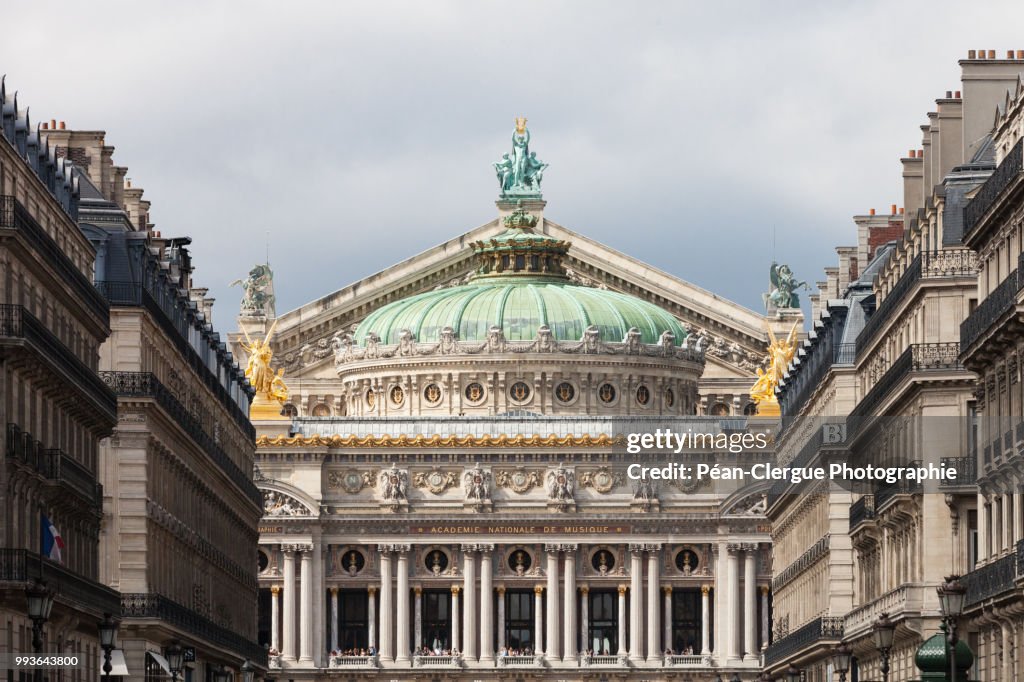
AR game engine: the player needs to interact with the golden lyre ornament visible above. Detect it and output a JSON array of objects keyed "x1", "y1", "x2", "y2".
[
  {"x1": 515, "y1": 116, "x2": 528, "y2": 135},
  {"x1": 749, "y1": 322, "x2": 800, "y2": 416},
  {"x1": 242, "y1": 320, "x2": 290, "y2": 420}
]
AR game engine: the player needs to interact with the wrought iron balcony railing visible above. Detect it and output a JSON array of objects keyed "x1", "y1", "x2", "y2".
[
  {"x1": 963, "y1": 138, "x2": 1023, "y2": 237},
  {"x1": 0, "y1": 304, "x2": 117, "y2": 423},
  {"x1": 0, "y1": 195, "x2": 109, "y2": 321},
  {"x1": 5, "y1": 424, "x2": 103, "y2": 506},
  {"x1": 121, "y1": 593, "x2": 266, "y2": 666},
  {"x1": 849, "y1": 495, "x2": 876, "y2": 531},
  {"x1": 964, "y1": 551, "x2": 1018, "y2": 606},
  {"x1": 940, "y1": 456, "x2": 977, "y2": 487},
  {"x1": 0, "y1": 548, "x2": 120, "y2": 615},
  {"x1": 874, "y1": 460, "x2": 923, "y2": 511},
  {"x1": 960, "y1": 268, "x2": 1019, "y2": 354},
  {"x1": 100, "y1": 371, "x2": 261, "y2": 508},
  {"x1": 850, "y1": 343, "x2": 963, "y2": 419},
  {"x1": 764, "y1": 615, "x2": 844, "y2": 666}
]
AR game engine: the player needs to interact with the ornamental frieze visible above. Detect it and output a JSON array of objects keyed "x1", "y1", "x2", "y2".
[
  {"x1": 263, "y1": 490, "x2": 314, "y2": 517},
  {"x1": 577, "y1": 466, "x2": 622, "y2": 493},
  {"x1": 327, "y1": 468, "x2": 375, "y2": 493},
  {"x1": 494, "y1": 467, "x2": 543, "y2": 493},
  {"x1": 257, "y1": 433, "x2": 618, "y2": 448}
]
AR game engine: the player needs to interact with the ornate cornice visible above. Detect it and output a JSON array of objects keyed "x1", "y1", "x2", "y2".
[{"x1": 257, "y1": 433, "x2": 620, "y2": 448}]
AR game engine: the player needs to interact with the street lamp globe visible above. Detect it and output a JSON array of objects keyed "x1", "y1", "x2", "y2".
[
  {"x1": 98, "y1": 614, "x2": 118, "y2": 649},
  {"x1": 26, "y1": 581, "x2": 54, "y2": 621},
  {"x1": 873, "y1": 611, "x2": 895, "y2": 651},
  {"x1": 937, "y1": 574, "x2": 966, "y2": 619},
  {"x1": 241, "y1": 659, "x2": 255, "y2": 682},
  {"x1": 166, "y1": 642, "x2": 184, "y2": 678}
]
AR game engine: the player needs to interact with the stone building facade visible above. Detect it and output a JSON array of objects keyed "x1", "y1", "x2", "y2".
[
  {"x1": 958, "y1": 65, "x2": 1024, "y2": 682},
  {"x1": 0, "y1": 78, "x2": 120, "y2": 681},
  {"x1": 237, "y1": 129, "x2": 788, "y2": 679},
  {"x1": 766, "y1": 50, "x2": 1024, "y2": 682}
]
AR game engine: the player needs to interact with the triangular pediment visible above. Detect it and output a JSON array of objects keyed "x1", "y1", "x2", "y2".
[{"x1": 233, "y1": 215, "x2": 771, "y2": 381}]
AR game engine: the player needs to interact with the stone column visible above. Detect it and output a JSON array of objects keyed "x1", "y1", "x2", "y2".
[
  {"x1": 646, "y1": 547, "x2": 661, "y2": 662},
  {"x1": 617, "y1": 585, "x2": 627, "y2": 656},
  {"x1": 314, "y1": 543, "x2": 325, "y2": 666},
  {"x1": 580, "y1": 586, "x2": 589, "y2": 655},
  {"x1": 379, "y1": 548, "x2": 394, "y2": 662},
  {"x1": 743, "y1": 545, "x2": 757, "y2": 660},
  {"x1": 546, "y1": 547, "x2": 561, "y2": 660},
  {"x1": 271, "y1": 585, "x2": 281, "y2": 654},
  {"x1": 462, "y1": 547, "x2": 478, "y2": 661},
  {"x1": 629, "y1": 546, "x2": 643, "y2": 662},
  {"x1": 563, "y1": 546, "x2": 577, "y2": 662},
  {"x1": 662, "y1": 586, "x2": 672, "y2": 655},
  {"x1": 534, "y1": 585, "x2": 545, "y2": 654},
  {"x1": 330, "y1": 587, "x2": 339, "y2": 652},
  {"x1": 700, "y1": 585, "x2": 711, "y2": 655},
  {"x1": 300, "y1": 547, "x2": 313, "y2": 662},
  {"x1": 396, "y1": 548, "x2": 411, "y2": 663},
  {"x1": 282, "y1": 549, "x2": 296, "y2": 660},
  {"x1": 760, "y1": 586, "x2": 770, "y2": 649},
  {"x1": 414, "y1": 587, "x2": 423, "y2": 651},
  {"x1": 726, "y1": 545, "x2": 740, "y2": 661},
  {"x1": 368, "y1": 587, "x2": 377, "y2": 651},
  {"x1": 496, "y1": 587, "x2": 506, "y2": 652},
  {"x1": 480, "y1": 546, "x2": 495, "y2": 662},
  {"x1": 451, "y1": 586, "x2": 461, "y2": 653}
]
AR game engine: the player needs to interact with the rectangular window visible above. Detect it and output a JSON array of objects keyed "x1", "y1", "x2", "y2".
[
  {"x1": 587, "y1": 591, "x2": 618, "y2": 655},
  {"x1": 423, "y1": 590, "x2": 452, "y2": 652},
  {"x1": 670, "y1": 589, "x2": 702, "y2": 654},
  {"x1": 504, "y1": 590, "x2": 534, "y2": 653}
]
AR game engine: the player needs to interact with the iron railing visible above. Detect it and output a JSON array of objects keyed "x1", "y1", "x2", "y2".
[
  {"x1": 940, "y1": 456, "x2": 977, "y2": 486},
  {"x1": 764, "y1": 615, "x2": 844, "y2": 666},
  {"x1": 963, "y1": 138, "x2": 1023, "y2": 236},
  {"x1": 0, "y1": 195, "x2": 109, "y2": 321},
  {"x1": 964, "y1": 551, "x2": 1018, "y2": 606},
  {"x1": 0, "y1": 304, "x2": 117, "y2": 422},
  {"x1": 96, "y1": 281, "x2": 255, "y2": 439},
  {"x1": 100, "y1": 371, "x2": 261, "y2": 508},
  {"x1": 849, "y1": 343, "x2": 963, "y2": 419},
  {"x1": 856, "y1": 255, "x2": 922, "y2": 355},
  {"x1": 5, "y1": 424, "x2": 103, "y2": 506},
  {"x1": 874, "y1": 460, "x2": 923, "y2": 511},
  {"x1": 0, "y1": 548, "x2": 120, "y2": 615},
  {"x1": 779, "y1": 342, "x2": 856, "y2": 418},
  {"x1": 121, "y1": 593, "x2": 267, "y2": 666},
  {"x1": 961, "y1": 269, "x2": 1019, "y2": 353},
  {"x1": 849, "y1": 495, "x2": 876, "y2": 531}
]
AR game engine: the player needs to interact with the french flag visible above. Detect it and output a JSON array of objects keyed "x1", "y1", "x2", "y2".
[{"x1": 41, "y1": 515, "x2": 64, "y2": 564}]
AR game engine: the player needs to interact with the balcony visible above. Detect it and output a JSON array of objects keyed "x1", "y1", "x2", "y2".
[
  {"x1": 498, "y1": 655, "x2": 542, "y2": 667},
  {"x1": 6, "y1": 424, "x2": 102, "y2": 507},
  {"x1": 960, "y1": 268, "x2": 1019, "y2": 356},
  {"x1": 849, "y1": 495, "x2": 876, "y2": 532},
  {"x1": 842, "y1": 584, "x2": 926, "y2": 641},
  {"x1": 964, "y1": 551, "x2": 1018, "y2": 606},
  {"x1": 664, "y1": 654, "x2": 712, "y2": 667},
  {"x1": 329, "y1": 655, "x2": 378, "y2": 668},
  {"x1": 874, "y1": 460, "x2": 923, "y2": 512},
  {"x1": 850, "y1": 343, "x2": 963, "y2": 419},
  {"x1": 963, "y1": 138, "x2": 1024, "y2": 238},
  {"x1": 0, "y1": 304, "x2": 117, "y2": 425},
  {"x1": 121, "y1": 592, "x2": 266, "y2": 666},
  {"x1": 939, "y1": 456, "x2": 977, "y2": 488},
  {"x1": 413, "y1": 655, "x2": 461, "y2": 668},
  {"x1": 0, "y1": 195, "x2": 109, "y2": 322},
  {"x1": 100, "y1": 371, "x2": 262, "y2": 508},
  {"x1": 96, "y1": 281, "x2": 255, "y2": 439},
  {"x1": 764, "y1": 615, "x2": 843, "y2": 666},
  {"x1": 0, "y1": 548, "x2": 120, "y2": 616}
]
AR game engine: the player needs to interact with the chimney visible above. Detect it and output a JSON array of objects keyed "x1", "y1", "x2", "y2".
[
  {"x1": 891, "y1": 204, "x2": 897, "y2": 215},
  {"x1": 869, "y1": 208, "x2": 876, "y2": 216},
  {"x1": 968, "y1": 50, "x2": 976, "y2": 59},
  {"x1": 945, "y1": 90, "x2": 953, "y2": 99},
  {"x1": 58, "y1": 121, "x2": 65, "y2": 130},
  {"x1": 899, "y1": 207, "x2": 905, "y2": 215},
  {"x1": 955, "y1": 90, "x2": 961, "y2": 98},
  {"x1": 988, "y1": 49, "x2": 996, "y2": 59},
  {"x1": 1018, "y1": 50, "x2": 1024, "y2": 59},
  {"x1": 978, "y1": 49, "x2": 987, "y2": 59},
  {"x1": 41, "y1": 122, "x2": 48, "y2": 130},
  {"x1": 959, "y1": 53, "x2": 1024, "y2": 160}
]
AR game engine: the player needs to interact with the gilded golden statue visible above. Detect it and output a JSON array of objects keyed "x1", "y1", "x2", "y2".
[
  {"x1": 242, "y1": 320, "x2": 290, "y2": 419},
  {"x1": 749, "y1": 322, "x2": 800, "y2": 416}
]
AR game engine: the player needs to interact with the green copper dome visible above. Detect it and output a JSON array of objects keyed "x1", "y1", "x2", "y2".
[{"x1": 354, "y1": 279, "x2": 688, "y2": 346}]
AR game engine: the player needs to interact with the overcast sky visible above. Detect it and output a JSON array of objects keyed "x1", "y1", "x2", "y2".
[{"x1": 4, "y1": 1, "x2": 1024, "y2": 325}]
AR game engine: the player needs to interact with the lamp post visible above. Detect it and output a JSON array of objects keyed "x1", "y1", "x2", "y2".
[
  {"x1": 166, "y1": 641, "x2": 184, "y2": 682},
  {"x1": 831, "y1": 643, "x2": 852, "y2": 682},
  {"x1": 785, "y1": 663, "x2": 802, "y2": 682},
  {"x1": 937, "y1": 574, "x2": 966, "y2": 682},
  {"x1": 872, "y1": 612, "x2": 895, "y2": 682},
  {"x1": 98, "y1": 613, "x2": 118, "y2": 681},
  {"x1": 26, "y1": 580, "x2": 54, "y2": 682},
  {"x1": 241, "y1": 659, "x2": 255, "y2": 682}
]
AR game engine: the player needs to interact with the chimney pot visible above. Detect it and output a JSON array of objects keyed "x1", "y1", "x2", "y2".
[
  {"x1": 899, "y1": 207, "x2": 905, "y2": 215},
  {"x1": 955, "y1": 90, "x2": 961, "y2": 99},
  {"x1": 968, "y1": 49, "x2": 977, "y2": 58},
  {"x1": 869, "y1": 208, "x2": 876, "y2": 216},
  {"x1": 41, "y1": 122, "x2": 48, "y2": 130},
  {"x1": 909, "y1": 149, "x2": 915, "y2": 157},
  {"x1": 945, "y1": 90, "x2": 953, "y2": 99},
  {"x1": 1009, "y1": 50, "x2": 1015, "y2": 59},
  {"x1": 58, "y1": 121, "x2": 65, "y2": 130},
  {"x1": 1017, "y1": 50, "x2": 1024, "y2": 59},
  {"x1": 918, "y1": 149, "x2": 924, "y2": 156},
  {"x1": 50, "y1": 119, "x2": 56, "y2": 129},
  {"x1": 891, "y1": 204, "x2": 897, "y2": 215},
  {"x1": 989, "y1": 49, "x2": 996, "y2": 59}
]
